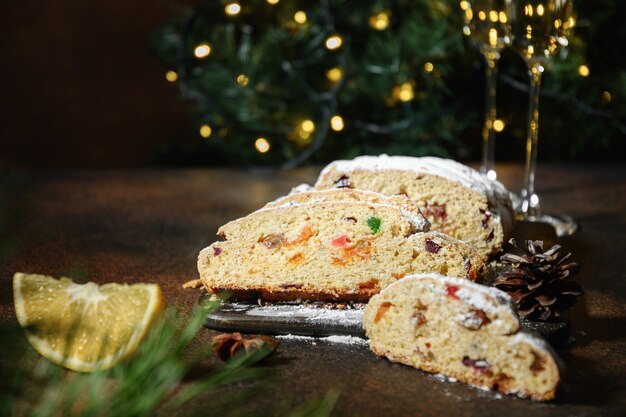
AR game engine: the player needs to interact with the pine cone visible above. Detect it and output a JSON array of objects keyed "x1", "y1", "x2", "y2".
[{"x1": 494, "y1": 239, "x2": 583, "y2": 321}]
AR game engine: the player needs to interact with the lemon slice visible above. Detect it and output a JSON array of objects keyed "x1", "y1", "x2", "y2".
[{"x1": 13, "y1": 272, "x2": 164, "y2": 372}]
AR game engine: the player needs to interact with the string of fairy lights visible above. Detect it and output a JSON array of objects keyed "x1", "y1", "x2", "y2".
[
  {"x1": 162, "y1": 0, "x2": 619, "y2": 162},
  {"x1": 163, "y1": 0, "x2": 436, "y2": 161}
]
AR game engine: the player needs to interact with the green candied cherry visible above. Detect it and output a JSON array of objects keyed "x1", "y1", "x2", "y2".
[{"x1": 366, "y1": 216, "x2": 382, "y2": 234}]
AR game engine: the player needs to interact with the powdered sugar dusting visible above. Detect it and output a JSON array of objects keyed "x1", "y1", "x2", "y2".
[
  {"x1": 276, "y1": 334, "x2": 368, "y2": 345},
  {"x1": 316, "y1": 155, "x2": 513, "y2": 225},
  {"x1": 242, "y1": 303, "x2": 364, "y2": 325}
]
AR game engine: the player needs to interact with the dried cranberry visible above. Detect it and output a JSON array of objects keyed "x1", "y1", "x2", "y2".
[
  {"x1": 446, "y1": 284, "x2": 460, "y2": 299},
  {"x1": 425, "y1": 239, "x2": 441, "y2": 254},
  {"x1": 465, "y1": 259, "x2": 478, "y2": 281},
  {"x1": 480, "y1": 209, "x2": 492, "y2": 228},
  {"x1": 425, "y1": 342, "x2": 431, "y2": 348},
  {"x1": 213, "y1": 246, "x2": 222, "y2": 256},
  {"x1": 422, "y1": 202, "x2": 447, "y2": 221},
  {"x1": 334, "y1": 175, "x2": 351, "y2": 188},
  {"x1": 462, "y1": 357, "x2": 492, "y2": 375}
]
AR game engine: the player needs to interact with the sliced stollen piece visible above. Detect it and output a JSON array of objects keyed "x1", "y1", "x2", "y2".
[
  {"x1": 265, "y1": 188, "x2": 428, "y2": 226},
  {"x1": 363, "y1": 274, "x2": 561, "y2": 401},
  {"x1": 314, "y1": 155, "x2": 514, "y2": 260},
  {"x1": 198, "y1": 201, "x2": 485, "y2": 302}
]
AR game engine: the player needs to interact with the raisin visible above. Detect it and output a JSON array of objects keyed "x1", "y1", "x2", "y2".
[
  {"x1": 462, "y1": 357, "x2": 492, "y2": 375},
  {"x1": 342, "y1": 216, "x2": 357, "y2": 224},
  {"x1": 217, "y1": 232, "x2": 228, "y2": 241},
  {"x1": 480, "y1": 209, "x2": 493, "y2": 228},
  {"x1": 334, "y1": 175, "x2": 351, "y2": 188},
  {"x1": 486, "y1": 230, "x2": 494, "y2": 242},
  {"x1": 422, "y1": 202, "x2": 447, "y2": 222},
  {"x1": 260, "y1": 233, "x2": 286, "y2": 249},
  {"x1": 446, "y1": 284, "x2": 460, "y2": 299},
  {"x1": 530, "y1": 351, "x2": 545, "y2": 374},
  {"x1": 213, "y1": 246, "x2": 222, "y2": 256},
  {"x1": 459, "y1": 309, "x2": 490, "y2": 330},
  {"x1": 425, "y1": 239, "x2": 441, "y2": 254},
  {"x1": 279, "y1": 283, "x2": 303, "y2": 289},
  {"x1": 374, "y1": 302, "x2": 392, "y2": 323}
]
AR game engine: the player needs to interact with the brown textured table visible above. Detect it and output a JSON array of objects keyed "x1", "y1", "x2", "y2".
[{"x1": 1, "y1": 164, "x2": 625, "y2": 416}]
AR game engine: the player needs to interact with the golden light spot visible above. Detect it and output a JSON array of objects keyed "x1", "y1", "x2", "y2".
[
  {"x1": 225, "y1": 3, "x2": 241, "y2": 15},
  {"x1": 459, "y1": 1, "x2": 470, "y2": 11},
  {"x1": 489, "y1": 10, "x2": 499, "y2": 22},
  {"x1": 255, "y1": 138, "x2": 270, "y2": 153},
  {"x1": 524, "y1": 4, "x2": 533, "y2": 16},
  {"x1": 236, "y1": 74, "x2": 249, "y2": 86},
  {"x1": 554, "y1": 19, "x2": 562, "y2": 29},
  {"x1": 489, "y1": 28, "x2": 497, "y2": 47},
  {"x1": 394, "y1": 82, "x2": 414, "y2": 102},
  {"x1": 199, "y1": 125, "x2": 212, "y2": 138},
  {"x1": 493, "y1": 119, "x2": 505, "y2": 132},
  {"x1": 330, "y1": 115, "x2": 344, "y2": 131},
  {"x1": 165, "y1": 71, "x2": 178, "y2": 82},
  {"x1": 499, "y1": 11, "x2": 508, "y2": 23},
  {"x1": 194, "y1": 43, "x2": 211, "y2": 59},
  {"x1": 536, "y1": 4, "x2": 544, "y2": 16},
  {"x1": 602, "y1": 91, "x2": 612, "y2": 103},
  {"x1": 294, "y1": 11, "x2": 307, "y2": 24},
  {"x1": 465, "y1": 9, "x2": 473, "y2": 20},
  {"x1": 369, "y1": 11, "x2": 390, "y2": 31},
  {"x1": 423, "y1": 62, "x2": 434, "y2": 73},
  {"x1": 463, "y1": 26, "x2": 471, "y2": 36},
  {"x1": 266, "y1": 0, "x2": 279, "y2": 4},
  {"x1": 478, "y1": 10, "x2": 486, "y2": 20},
  {"x1": 301, "y1": 120, "x2": 315, "y2": 133},
  {"x1": 564, "y1": 16, "x2": 576, "y2": 29},
  {"x1": 325, "y1": 35, "x2": 343, "y2": 50},
  {"x1": 578, "y1": 64, "x2": 590, "y2": 77},
  {"x1": 326, "y1": 67, "x2": 343, "y2": 82}
]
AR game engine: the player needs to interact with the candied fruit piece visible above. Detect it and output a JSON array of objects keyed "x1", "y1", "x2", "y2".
[
  {"x1": 530, "y1": 351, "x2": 545, "y2": 374},
  {"x1": 412, "y1": 311, "x2": 427, "y2": 326},
  {"x1": 358, "y1": 279, "x2": 379, "y2": 289},
  {"x1": 446, "y1": 284, "x2": 460, "y2": 299},
  {"x1": 374, "y1": 302, "x2": 392, "y2": 323},
  {"x1": 332, "y1": 234, "x2": 350, "y2": 247},
  {"x1": 213, "y1": 246, "x2": 222, "y2": 256},
  {"x1": 366, "y1": 216, "x2": 382, "y2": 234}
]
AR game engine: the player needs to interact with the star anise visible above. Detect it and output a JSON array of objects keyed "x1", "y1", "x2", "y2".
[
  {"x1": 494, "y1": 239, "x2": 583, "y2": 321},
  {"x1": 211, "y1": 332, "x2": 279, "y2": 361}
]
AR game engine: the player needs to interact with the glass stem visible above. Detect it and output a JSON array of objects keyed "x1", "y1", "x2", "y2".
[
  {"x1": 521, "y1": 63, "x2": 544, "y2": 218},
  {"x1": 481, "y1": 55, "x2": 499, "y2": 179}
]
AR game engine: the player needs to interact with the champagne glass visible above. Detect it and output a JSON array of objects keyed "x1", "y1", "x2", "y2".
[
  {"x1": 511, "y1": 0, "x2": 577, "y2": 236},
  {"x1": 461, "y1": 0, "x2": 514, "y2": 180}
]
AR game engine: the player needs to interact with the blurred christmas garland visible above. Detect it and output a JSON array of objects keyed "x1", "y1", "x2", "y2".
[{"x1": 152, "y1": 0, "x2": 626, "y2": 167}]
